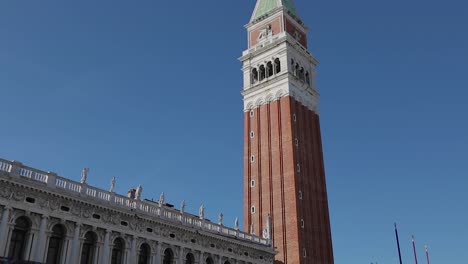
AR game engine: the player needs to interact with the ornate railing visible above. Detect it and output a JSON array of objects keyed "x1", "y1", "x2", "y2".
[{"x1": 0, "y1": 158, "x2": 271, "y2": 246}]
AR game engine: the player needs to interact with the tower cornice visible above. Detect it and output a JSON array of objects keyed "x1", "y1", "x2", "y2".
[
  {"x1": 240, "y1": 35, "x2": 318, "y2": 66},
  {"x1": 241, "y1": 73, "x2": 319, "y2": 113},
  {"x1": 246, "y1": 6, "x2": 308, "y2": 32}
]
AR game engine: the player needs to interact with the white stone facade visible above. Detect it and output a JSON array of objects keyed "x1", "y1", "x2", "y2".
[{"x1": 0, "y1": 159, "x2": 274, "y2": 264}]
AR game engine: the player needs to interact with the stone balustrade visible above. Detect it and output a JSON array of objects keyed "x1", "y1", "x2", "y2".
[{"x1": 0, "y1": 158, "x2": 270, "y2": 247}]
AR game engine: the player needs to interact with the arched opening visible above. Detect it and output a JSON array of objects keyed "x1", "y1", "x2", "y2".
[
  {"x1": 206, "y1": 256, "x2": 214, "y2": 264},
  {"x1": 224, "y1": 261, "x2": 231, "y2": 264},
  {"x1": 274, "y1": 58, "x2": 281, "y2": 74},
  {"x1": 266, "y1": 62, "x2": 273, "y2": 77},
  {"x1": 295, "y1": 63, "x2": 299, "y2": 77},
  {"x1": 138, "y1": 243, "x2": 151, "y2": 264},
  {"x1": 46, "y1": 224, "x2": 66, "y2": 264},
  {"x1": 80, "y1": 231, "x2": 97, "y2": 264},
  {"x1": 306, "y1": 71, "x2": 310, "y2": 86},
  {"x1": 185, "y1": 253, "x2": 195, "y2": 264},
  {"x1": 7, "y1": 216, "x2": 31, "y2": 261},
  {"x1": 299, "y1": 67, "x2": 305, "y2": 81},
  {"x1": 163, "y1": 248, "x2": 174, "y2": 264},
  {"x1": 111, "y1": 238, "x2": 125, "y2": 264},
  {"x1": 251, "y1": 68, "x2": 258, "y2": 84},
  {"x1": 259, "y1": 65, "x2": 266, "y2": 81}
]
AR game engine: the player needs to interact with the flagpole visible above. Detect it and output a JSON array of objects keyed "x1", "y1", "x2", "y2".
[
  {"x1": 412, "y1": 235, "x2": 418, "y2": 264},
  {"x1": 394, "y1": 223, "x2": 403, "y2": 264},
  {"x1": 425, "y1": 245, "x2": 430, "y2": 264}
]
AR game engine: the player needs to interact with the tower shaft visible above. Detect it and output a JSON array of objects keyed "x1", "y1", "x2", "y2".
[{"x1": 241, "y1": 1, "x2": 334, "y2": 263}]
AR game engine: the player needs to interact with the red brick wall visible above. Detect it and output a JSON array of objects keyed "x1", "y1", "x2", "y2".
[
  {"x1": 244, "y1": 96, "x2": 333, "y2": 264},
  {"x1": 249, "y1": 17, "x2": 283, "y2": 48},
  {"x1": 284, "y1": 18, "x2": 308, "y2": 48}
]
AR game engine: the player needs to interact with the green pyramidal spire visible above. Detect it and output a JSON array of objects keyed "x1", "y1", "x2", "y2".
[{"x1": 251, "y1": 0, "x2": 299, "y2": 21}]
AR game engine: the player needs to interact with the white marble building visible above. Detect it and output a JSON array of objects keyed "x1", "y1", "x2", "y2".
[{"x1": 0, "y1": 158, "x2": 274, "y2": 264}]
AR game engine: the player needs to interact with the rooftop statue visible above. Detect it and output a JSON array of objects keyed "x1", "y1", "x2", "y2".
[
  {"x1": 80, "y1": 168, "x2": 89, "y2": 184},
  {"x1": 199, "y1": 204, "x2": 205, "y2": 220},
  {"x1": 218, "y1": 213, "x2": 224, "y2": 225},
  {"x1": 158, "y1": 192, "x2": 165, "y2": 207},
  {"x1": 180, "y1": 200, "x2": 186, "y2": 214},
  {"x1": 110, "y1": 177, "x2": 116, "y2": 193},
  {"x1": 135, "y1": 185, "x2": 143, "y2": 200},
  {"x1": 263, "y1": 214, "x2": 272, "y2": 239}
]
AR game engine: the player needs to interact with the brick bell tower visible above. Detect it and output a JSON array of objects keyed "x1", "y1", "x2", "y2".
[{"x1": 240, "y1": 1, "x2": 334, "y2": 263}]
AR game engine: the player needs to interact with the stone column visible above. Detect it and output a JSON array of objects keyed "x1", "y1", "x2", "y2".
[
  {"x1": 2, "y1": 225, "x2": 15, "y2": 259},
  {"x1": 199, "y1": 251, "x2": 204, "y2": 264},
  {"x1": 150, "y1": 243, "x2": 158, "y2": 264},
  {"x1": 0, "y1": 207, "x2": 11, "y2": 257},
  {"x1": 69, "y1": 223, "x2": 81, "y2": 264},
  {"x1": 130, "y1": 236, "x2": 137, "y2": 264},
  {"x1": 62, "y1": 234, "x2": 74, "y2": 264},
  {"x1": 154, "y1": 243, "x2": 161, "y2": 264},
  {"x1": 123, "y1": 241, "x2": 130, "y2": 264},
  {"x1": 24, "y1": 228, "x2": 37, "y2": 261},
  {"x1": 32, "y1": 215, "x2": 48, "y2": 262},
  {"x1": 93, "y1": 242, "x2": 100, "y2": 264},
  {"x1": 178, "y1": 246, "x2": 184, "y2": 264},
  {"x1": 218, "y1": 255, "x2": 223, "y2": 264},
  {"x1": 101, "y1": 230, "x2": 111, "y2": 264}
]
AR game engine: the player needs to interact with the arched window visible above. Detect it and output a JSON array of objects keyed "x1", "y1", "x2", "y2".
[
  {"x1": 251, "y1": 68, "x2": 258, "y2": 84},
  {"x1": 163, "y1": 248, "x2": 174, "y2": 264},
  {"x1": 8, "y1": 216, "x2": 31, "y2": 261},
  {"x1": 138, "y1": 243, "x2": 151, "y2": 264},
  {"x1": 294, "y1": 63, "x2": 299, "y2": 77},
  {"x1": 306, "y1": 71, "x2": 310, "y2": 86},
  {"x1": 111, "y1": 238, "x2": 125, "y2": 264},
  {"x1": 80, "y1": 232, "x2": 97, "y2": 264},
  {"x1": 185, "y1": 253, "x2": 195, "y2": 264},
  {"x1": 46, "y1": 224, "x2": 66, "y2": 264},
  {"x1": 299, "y1": 67, "x2": 305, "y2": 81},
  {"x1": 274, "y1": 58, "x2": 281, "y2": 74},
  {"x1": 259, "y1": 65, "x2": 266, "y2": 81},
  {"x1": 206, "y1": 256, "x2": 214, "y2": 264},
  {"x1": 266, "y1": 62, "x2": 273, "y2": 77}
]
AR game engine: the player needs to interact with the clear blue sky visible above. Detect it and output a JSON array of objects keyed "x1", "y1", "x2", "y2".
[{"x1": 1, "y1": 0, "x2": 467, "y2": 263}]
